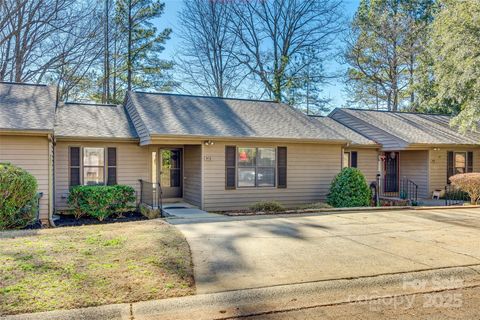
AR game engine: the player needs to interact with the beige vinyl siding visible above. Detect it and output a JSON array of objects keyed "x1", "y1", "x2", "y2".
[
  {"x1": 429, "y1": 148, "x2": 480, "y2": 196},
  {"x1": 345, "y1": 148, "x2": 379, "y2": 183},
  {"x1": 399, "y1": 150, "x2": 429, "y2": 198},
  {"x1": 183, "y1": 145, "x2": 202, "y2": 207},
  {"x1": 55, "y1": 141, "x2": 149, "y2": 210},
  {"x1": 202, "y1": 141, "x2": 342, "y2": 211},
  {"x1": 0, "y1": 135, "x2": 51, "y2": 221}
]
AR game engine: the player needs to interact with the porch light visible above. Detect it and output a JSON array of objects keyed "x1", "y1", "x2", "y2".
[
  {"x1": 204, "y1": 140, "x2": 214, "y2": 146},
  {"x1": 390, "y1": 152, "x2": 396, "y2": 159}
]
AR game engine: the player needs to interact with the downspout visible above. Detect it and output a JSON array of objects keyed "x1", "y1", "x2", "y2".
[{"x1": 48, "y1": 134, "x2": 56, "y2": 227}]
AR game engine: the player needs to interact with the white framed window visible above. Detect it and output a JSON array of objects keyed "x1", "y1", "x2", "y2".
[
  {"x1": 83, "y1": 147, "x2": 105, "y2": 185},
  {"x1": 237, "y1": 147, "x2": 276, "y2": 187},
  {"x1": 454, "y1": 152, "x2": 467, "y2": 174}
]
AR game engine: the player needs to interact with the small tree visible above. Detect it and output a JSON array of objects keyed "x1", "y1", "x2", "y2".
[
  {"x1": 449, "y1": 173, "x2": 480, "y2": 205},
  {"x1": 327, "y1": 167, "x2": 371, "y2": 208}
]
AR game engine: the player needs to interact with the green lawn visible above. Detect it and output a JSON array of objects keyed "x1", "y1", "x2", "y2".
[{"x1": 0, "y1": 220, "x2": 195, "y2": 316}]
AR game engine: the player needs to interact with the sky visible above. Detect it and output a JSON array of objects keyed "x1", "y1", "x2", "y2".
[{"x1": 154, "y1": 0, "x2": 360, "y2": 111}]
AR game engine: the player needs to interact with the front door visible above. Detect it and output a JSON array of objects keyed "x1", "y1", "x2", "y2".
[
  {"x1": 384, "y1": 152, "x2": 399, "y2": 193},
  {"x1": 160, "y1": 149, "x2": 182, "y2": 198}
]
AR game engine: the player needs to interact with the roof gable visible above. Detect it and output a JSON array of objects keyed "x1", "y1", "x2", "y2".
[
  {"x1": 310, "y1": 116, "x2": 377, "y2": 146},
  {"x1": 329, "y1": 108, "x2": 480, "y2": 149}
]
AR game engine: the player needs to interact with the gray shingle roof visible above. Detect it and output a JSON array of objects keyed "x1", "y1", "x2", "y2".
[
  {"x1": 55, "y1": 103, "x2": 137, "y2": 139},
  {"x1": 311, "y1": 116, "x2": 377, "y2": 146},
  {"x1": 0, "y1": 82, "x2": 56, "y2": 132},
  {"x1": 126, "y1": 92, "x2": 349, "y2": 143},
  {"x1": 329, "y1": 108, "x2": 480, "y2": 148}
]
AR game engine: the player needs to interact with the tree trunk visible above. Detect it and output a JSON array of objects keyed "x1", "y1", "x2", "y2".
[{"x1": 127, "y1": 0, "x2": 132, "y2": 91}]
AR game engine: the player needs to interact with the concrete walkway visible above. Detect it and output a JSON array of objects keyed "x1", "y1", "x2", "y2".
[
  {"x1": 170, "y1": 208, "x2": 480, "y2": 294},
  {"x1": 162, "y1": 203, "x2": 220, "y2": 219}
]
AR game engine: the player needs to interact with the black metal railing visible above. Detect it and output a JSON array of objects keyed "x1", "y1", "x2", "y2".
[
  {"x1": 139, "y1": 179, "x2": 163, "y2": 216},
  {"x1": 379, "y1": 177, "x2": 418, "y2": 205},
  {"x1": 400, "y1": 178, "x2": 418, "y2": 205},
  {"x1": 444, "y1": 185, "x2": 469, "y2": 206}
]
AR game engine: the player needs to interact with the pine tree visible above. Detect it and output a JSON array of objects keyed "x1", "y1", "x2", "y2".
[
  {"x1": 344, "y1": 0, "x2": 435, "y2": 111},
  {"x1": 114, "y1": 0, "x2": 174, "y2": 97}
]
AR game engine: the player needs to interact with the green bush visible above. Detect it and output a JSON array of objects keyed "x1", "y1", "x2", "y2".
[
  {"x1": 0, "y1": 163, "x2": 38, "y2": 230},
  {"x1": 327, "y1": 168, "x2": 371, "y2": 208},
  {"x1": 250, "y1": 200, "x2": 285, "y2": 213},
  {"x1": 110, "y1": 185, "x2": 137, "y2": 214},
  {"x1": 68, "y1": 185, "x2": 136, "y2": 221}
]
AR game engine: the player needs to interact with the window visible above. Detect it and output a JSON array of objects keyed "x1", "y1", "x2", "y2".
[
  {"x1": 447, "y1": 151, "x2": 473, "y2": 183},
  {"x1": 343, "y1": 151, "x2": 358, "y2": 168},
  {"x1": 237, "y1": 147, "x2": 276, "y2": 187},
  {"x1": 83, "y1": 148, "x2": 105, "y2": 185},
  {"x1": 455, "y1": 152, "x2": 466, "y2": 174}
]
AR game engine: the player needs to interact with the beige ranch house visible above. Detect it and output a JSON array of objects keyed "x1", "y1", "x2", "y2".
[{"x1": 1, "y1": 82, "x2": 479, "y2": 226}]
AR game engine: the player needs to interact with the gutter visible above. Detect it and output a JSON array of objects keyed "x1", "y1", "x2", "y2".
[{"x1": 48, "y1": 134, "x2": 56, "y2": 227}]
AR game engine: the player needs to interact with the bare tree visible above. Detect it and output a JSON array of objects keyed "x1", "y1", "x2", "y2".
[
  {"x1": 229, "y1": 0, "x2": 345, "y2": 103},
  {"x1": 176, "y1": 0, "x2": 245, "y2": 97},
  {"x1": 0, "y1": 0, "x2": 102, "y2": 94}
]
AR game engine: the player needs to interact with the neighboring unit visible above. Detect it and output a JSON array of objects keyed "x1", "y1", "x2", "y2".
[
  {"x1": 329, "y1": 108, "x2": 480, "y2": 199},
  {"x1": 0, "y1": 83, "x2": 55, "y2": 225}
]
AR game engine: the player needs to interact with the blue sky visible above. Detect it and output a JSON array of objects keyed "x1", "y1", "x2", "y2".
[{"x1": 155, "y1": 0, "x2": 360, "y2": 111}]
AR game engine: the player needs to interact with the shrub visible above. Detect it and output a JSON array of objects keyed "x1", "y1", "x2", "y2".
[
  {"x1": 110, "y1": 185, "x2": 137, "y2": 215},
  {"x1": 139, "y1": 203, "x2": 161, "y2": 219},
  {"x1": 0, "y1": 163, "x2": 38, "y2": 229},
  {"x1": 68, "y1": 185, "x2": 136, "y2": 221},
  {"x1": 449, "y1": 173, "x2": 480, "y2": 204},
  {"x1": 250, "y1": 201, "x2": 285, "y2": 213},
  {"x1": 327, "y1": 167, "x2": 371, "y2": 208}
]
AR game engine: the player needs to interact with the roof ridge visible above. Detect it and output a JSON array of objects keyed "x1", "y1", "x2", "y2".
[
  {"x1": 62, "y1": 102, "x2": 118, "y2": 107},
  {"x1": 0, "y1": 81, "x2": 48, "y2": 87},
  {"x1": 132, "y1": 90, "x2": 278, "y2": 104},
  {"x1": 341, "y1": 107, "x2": 453, "y2": 117}
]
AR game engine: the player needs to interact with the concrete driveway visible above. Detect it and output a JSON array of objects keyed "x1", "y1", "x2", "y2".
[{"x1": 168, "y1": 208, "x2": 480, "y2": 294}]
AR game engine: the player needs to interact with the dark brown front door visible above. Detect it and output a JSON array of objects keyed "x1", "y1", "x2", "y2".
[
  {"x1": 384, "y1": 152, "x2": 399, "y2": 193},
  {"x1": 160, "y1": 149, "x2": 182, "y2": 198}
]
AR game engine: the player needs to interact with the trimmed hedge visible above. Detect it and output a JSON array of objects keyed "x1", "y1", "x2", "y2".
[
  {"x1": 0, "y1": 163, "x2": 38, "y2": 230},
  {"x1": 327, "y1": 168, "x2": 371, "y2": 208},
  {"x1": 68, "y1": 185, "x2": 136, "y2": 221}
]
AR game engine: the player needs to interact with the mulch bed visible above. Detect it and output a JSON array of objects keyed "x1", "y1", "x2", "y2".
[{"x1": 55, "y1": 211, "x2": 147, "y2": 227}]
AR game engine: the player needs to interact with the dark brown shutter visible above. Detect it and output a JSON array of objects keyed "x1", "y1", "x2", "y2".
[
  {"x1": 467, "y1": 151, "x2": 473, "y2": 173},
  {"x1": 277, "y1": 147, "x2": 287, "y2": 188},
  {"x1": 107, "y1": 147, "x2": 117, "y2": 185},
  {"x1": 447, "y1": 151, "x2": 454, "y2": 184},
  {"x1": 351, "y1": 151, "x2": 358, "y2": 168},
  {"x1": 69, "y1": 147, "x2": 81, "y2": 187},
  {"x1": 225, "y1": 146, "x2": 236, "y2": 189}
]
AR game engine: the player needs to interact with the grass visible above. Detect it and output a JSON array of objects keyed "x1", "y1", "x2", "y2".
[{"x1": 0, "y1": 220, "x2": 195, "y2": 316}]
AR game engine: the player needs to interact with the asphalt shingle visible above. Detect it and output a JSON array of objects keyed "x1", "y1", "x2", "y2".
[
  {"x1": 55, "y1": 102, "x2": 138, "y2": 139},
  {"x1": 311, "y1": 116, "x2": 377, "y2": 146},
  {"x1": 330, "y1": 108, "x2": 480, "y2": 146},
  {"x1": 0, "y1": 82, "x2": 56, "y2": 132},
  {"x1": 127, "y1": 92, "x2": 348, "y2": 142}
]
